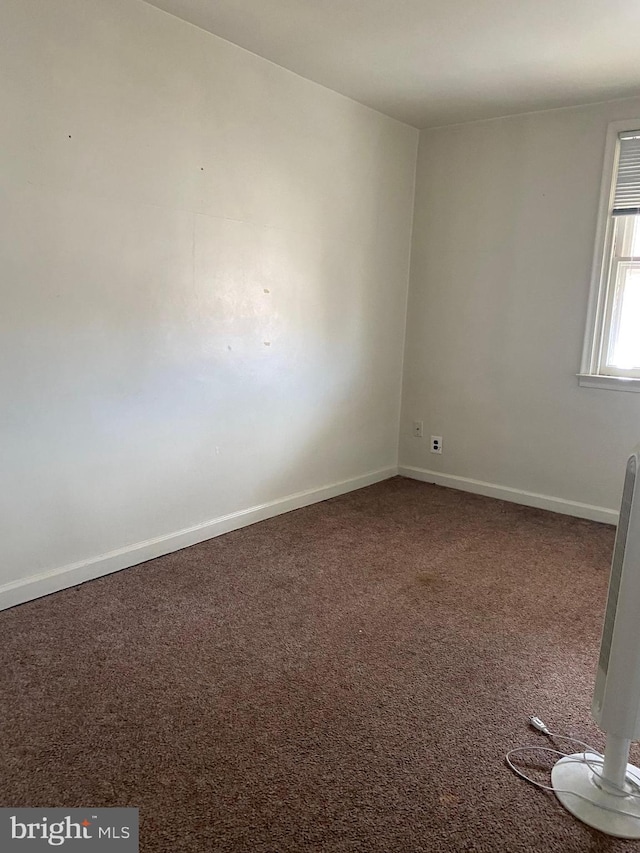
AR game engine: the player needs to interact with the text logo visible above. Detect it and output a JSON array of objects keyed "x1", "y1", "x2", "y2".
[{"x1": 1, "y1": 809, "x2": 138, "y2": 851}]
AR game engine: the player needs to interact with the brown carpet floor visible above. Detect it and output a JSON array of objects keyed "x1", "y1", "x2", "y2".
[{"x1": 0, "y1": 476, "x2": 635, "y2": 852}]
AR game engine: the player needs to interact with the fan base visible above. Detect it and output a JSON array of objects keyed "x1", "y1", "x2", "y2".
[{"x1": 552, "y1": 752, "x2": 640, "y2": 839}]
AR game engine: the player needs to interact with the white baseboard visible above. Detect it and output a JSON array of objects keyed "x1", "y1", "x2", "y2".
[
  {"x1": 3, "y1": 464, "x2": 617, "y2": 612},
  {"x1": 0, "y1": 467, "x2": 396, "y2": 612},
  {"x1": 398, "y1": 465, "x2": 618, "y2": 526}
]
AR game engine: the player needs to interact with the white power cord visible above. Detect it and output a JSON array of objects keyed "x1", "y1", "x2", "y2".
[{"x1": 506, "y1": 716, "x2": 640, "y2": 821}]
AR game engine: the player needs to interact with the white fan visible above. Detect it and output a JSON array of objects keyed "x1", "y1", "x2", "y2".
[{"x1": 551, "y1": 445, "x2": 640, "y2": 837}]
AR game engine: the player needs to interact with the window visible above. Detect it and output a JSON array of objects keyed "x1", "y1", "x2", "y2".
[{"x1": 580, "y1": 122, "x2": 640, "y2": 391}]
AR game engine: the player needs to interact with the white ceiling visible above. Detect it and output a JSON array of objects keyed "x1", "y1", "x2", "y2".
[{"x1": 143, "y1": 0, "x2": 640, "y2": 129}]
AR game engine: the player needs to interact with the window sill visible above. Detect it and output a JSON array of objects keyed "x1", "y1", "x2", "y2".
[{"x1": 577, "y1": 374, "x2": 640, "y2": 393}]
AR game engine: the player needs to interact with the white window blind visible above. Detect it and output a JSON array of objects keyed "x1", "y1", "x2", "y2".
[{"x1": 613, "y1": 133, "x2": 640, "y2": 216}]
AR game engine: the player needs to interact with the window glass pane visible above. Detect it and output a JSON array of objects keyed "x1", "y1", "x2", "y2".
[
  {"x1": 612, "y1": 214, "x2": 640, "y2": 257},
  {"x1": 631, "y1": 215, "x2": 640, "y2": 257},
  {"x1": 609, "y1": 263, "x2": 640, "y2": 369},
  {"x1": 613, "y1": 215, "x2": 630, "y2": 256}
]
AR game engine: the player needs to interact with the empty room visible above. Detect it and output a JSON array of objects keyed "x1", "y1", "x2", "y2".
[{"x1": 3, "y1": 0, "x2": 640, "y2": 850}]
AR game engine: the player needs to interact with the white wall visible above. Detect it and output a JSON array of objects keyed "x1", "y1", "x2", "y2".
[
  {"x1": 400, "y1": 97, "x2": 640, "y2": 517},
  {"x1": 0, "y1": 0, "x2": 417, "y2": 602}
]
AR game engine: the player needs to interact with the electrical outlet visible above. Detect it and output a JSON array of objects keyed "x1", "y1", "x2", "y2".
[
  {"x1": 430, "y1": 435, "x2": 443, "y2": 454},
  {"x1": 412, "y1": 420, "x2": 423, "y2": 438}
]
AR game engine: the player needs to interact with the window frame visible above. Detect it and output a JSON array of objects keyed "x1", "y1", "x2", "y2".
[{"x1": 579, "y1": 119, "x2": 640, "y2": 393}]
